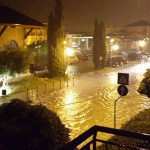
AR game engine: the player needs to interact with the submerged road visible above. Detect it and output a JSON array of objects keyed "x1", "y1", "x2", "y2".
[
  {"x1": 1, "y1": 61, "x2": 150, "y2": 140},
  {"x1": 33, "y1": 62, "x2": 150, "y2": 139}
]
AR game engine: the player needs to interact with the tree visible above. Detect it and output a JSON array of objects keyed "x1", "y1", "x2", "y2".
[
  {"x1": 47, "y1": 0, "x2": 65, "y2": 78},
  {"x1": 0, "y1": 99, "x2": 70, "y2": 150},
  {"x1": 93, "y1": 20, "x2": 107, "y2": 69},
  {"x1": 0, "y1": 44, "x2": 32, "y2": 93},
  {"x1": 138, "y1": 69, "x2": 150, "y2": 97}
]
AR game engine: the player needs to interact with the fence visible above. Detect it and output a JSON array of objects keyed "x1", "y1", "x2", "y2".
[
  {"x1": 26, "y1": 76, "x2": 75, "y2": 101},
  {"x1": 58, "y1": 125, "x2": 150, "y2": 150}
]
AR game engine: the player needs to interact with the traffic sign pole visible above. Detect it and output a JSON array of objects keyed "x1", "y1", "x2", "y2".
[{"x1": 114, "y1": 96, "x2": 122, "y2": 129}]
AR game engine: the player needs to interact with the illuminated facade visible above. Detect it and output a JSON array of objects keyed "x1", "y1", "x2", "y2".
[
  {"x1": 0, "y1": 5, "x2": 45, "y2": 49},
  {"x1": 25, "y1": 26, "x2": 47, "y2": 46}
]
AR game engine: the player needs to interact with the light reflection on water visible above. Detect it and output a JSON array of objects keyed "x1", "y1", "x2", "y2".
[{"x1": 32, "y1": 64, "x2": 150, "y2": 140}]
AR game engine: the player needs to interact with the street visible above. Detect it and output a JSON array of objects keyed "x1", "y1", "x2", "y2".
[
  {"x1": 29, "y1": 61, "x2": 150, "y2": 140},
  {"x1": 1, "y1": 60, "x2": 150, "y2": 140}
]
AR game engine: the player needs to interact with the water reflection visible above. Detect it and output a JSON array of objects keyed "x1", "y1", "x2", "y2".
[
  {"x1": 63, "y1": 90, "x2": 77, "y2": 105},
  {"x1": 29, "y1": 64, "x2": 150, "y2": 140}
]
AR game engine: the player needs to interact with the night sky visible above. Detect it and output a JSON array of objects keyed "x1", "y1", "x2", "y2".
[{"x1": 1, "y1": 0, "x2": 150, "y2": 32}]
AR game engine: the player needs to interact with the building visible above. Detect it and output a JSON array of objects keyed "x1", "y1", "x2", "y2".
[{"x1": 0, "y1": 5, "x2": 45, "y2": 49}]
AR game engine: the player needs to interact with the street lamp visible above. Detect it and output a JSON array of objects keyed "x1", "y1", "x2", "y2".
[
  {"x1": 110, "y1": 39, "x2": 114, "y2": 43},
  {"x1": 65, "y1": 48, "x2": 74, "y2": 56},
  {"x1": 139, "y1": 40, "x2": 146, "y2": 48},
  {"x1": 63, "y1": 41, "x2": 67, "y2": 45},
  {"x1": 63, "y1": 47, "x2": 74, "y2": 77},
  {"x1": 110, "y1": 44, "x2": 119, "y2": 67},
  {"x1": 112, "y1": 44, "x2": 119, "y2": 51},
  {"x1": 138, "y1": 40, "x2": 146, "y2": 63}
]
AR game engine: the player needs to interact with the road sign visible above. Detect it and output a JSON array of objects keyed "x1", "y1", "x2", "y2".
[
  {"x1": 117, "y1": 85, "x2": 128, "y2": 96},
  {"x1": 118, "y1": 73, "x2": 129, "y2": 85}
]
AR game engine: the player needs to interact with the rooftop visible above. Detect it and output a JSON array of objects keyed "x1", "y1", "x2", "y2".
[
  {"x1": 127, "y1": 20, "x2": 150, "y2": 26},
  {"x1": 0, "y1": 5, "x2": 44, "y2": 27}
]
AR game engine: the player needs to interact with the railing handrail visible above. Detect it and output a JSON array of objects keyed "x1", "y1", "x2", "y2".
[{"x1": 58, "y1": 125, "x2": 150, "y2": 150}]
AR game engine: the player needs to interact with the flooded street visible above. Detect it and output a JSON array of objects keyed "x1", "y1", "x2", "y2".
[
  {"x1": 1, "y1": 62, "x2": 150, "y2": 140},
  {"x1": 31, "y1": 62, "x2": 150, "y2": 140}
]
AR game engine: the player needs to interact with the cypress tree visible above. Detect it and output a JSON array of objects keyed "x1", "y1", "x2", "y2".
[
  {"x1": 93, "y1": 19, "x2": 100, "y2": 69},
  {"x1": 93, "y1": 20, "x2": 107, "y2": 69},
  {"x1": 47, "y1": 0, "x2": 65, "y2": 78},
  {"x1": 99, "y1": 22, "x2": 107, "y2": 68}
]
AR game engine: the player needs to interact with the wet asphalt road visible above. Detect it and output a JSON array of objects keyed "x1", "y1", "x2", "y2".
[{"x1": 31, "y1": 62, "x2": 150, "y2": 139}]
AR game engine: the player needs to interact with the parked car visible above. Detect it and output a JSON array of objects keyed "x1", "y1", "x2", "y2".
[
  {"x1": 68, "y1": 55, "x2": 78, "y2": 64},
  {"x1": 107, "y1": 57, "x2": 128, "y2": 67},
  {"x1": 74, "y1": 53, "x2": 83, "y2": 62},
  {"x1": 82, "y1": 54, "x2": 88, "y2": 61},
  {"x1": 74, "y1": 53, "x2": 88, "y2": 62}
]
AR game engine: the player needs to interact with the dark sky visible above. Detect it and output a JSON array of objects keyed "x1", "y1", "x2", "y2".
[{"x1": 1, "y1": 0, "x2": 150, "y2": 32}]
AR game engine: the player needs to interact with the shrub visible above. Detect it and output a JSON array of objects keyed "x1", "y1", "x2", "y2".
[
  {"x1": 138, "y1": 69, "x2": 150, "y2": 97},
  {"x1": 0, "y1": 45, "x2": 33, "y2": 76},
  {"x1": 0, "y1": 99, "x2": 70, "y2": 150}
]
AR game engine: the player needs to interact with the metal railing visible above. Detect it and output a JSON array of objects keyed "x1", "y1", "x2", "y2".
[{"x1": 58, "y1": 125, "x2": 150, "y2": 150}]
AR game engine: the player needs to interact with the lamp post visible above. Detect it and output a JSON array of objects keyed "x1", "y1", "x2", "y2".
[
  {"x1": 111, "y1": 44, "x2": 119, "y2": 67},
  {"x1": 63, "y1": 47, "x2": 74, "y2": 78},
  {"x1": 138, "y1": 40, "x2": 146, "y2": 62}
]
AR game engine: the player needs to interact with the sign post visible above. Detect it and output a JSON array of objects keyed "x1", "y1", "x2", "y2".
[
  {"x1": 114, "y1": 96, "x2": 122, "y2": 129},
  {"x1": 114, "y1": 73, "x2": 129, "y2": 129}
]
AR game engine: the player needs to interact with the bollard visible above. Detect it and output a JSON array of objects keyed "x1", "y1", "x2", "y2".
[
  {"x1": 66, "y1": 78, "x2": 68, "y2": 87},
  {"x1": 53, "y1": 82, "x2": 55, "y2": 92},
  {"x1": 45, "y1": 83, "x2": 47, "y2": 94},
  {"x1": 73, "y1": 76, "x2": 75, "y2": 86},
  {"x1": 60, "y1": 79, "x2": 62, "y2": 89},
  {"x1": 36, "y1": 86, "x2": 39, "y2": 97}
]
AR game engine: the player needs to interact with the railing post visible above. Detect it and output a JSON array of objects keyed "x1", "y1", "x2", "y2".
[{"x1": 93, "y1": 131, "x2": 97, "y2": 150}]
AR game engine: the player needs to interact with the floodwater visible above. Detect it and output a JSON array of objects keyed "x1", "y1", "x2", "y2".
[
  {"x1": 2, "y1": 62, "x2": 150, "y2": 141},
  {"x1": 32, "y1": 62, "x2": 150, "y2": 140}
]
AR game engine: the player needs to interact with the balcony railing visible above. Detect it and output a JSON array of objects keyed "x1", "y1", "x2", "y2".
[{"x1": 58, "y1": 125, "x2": 150, "y2": 150}]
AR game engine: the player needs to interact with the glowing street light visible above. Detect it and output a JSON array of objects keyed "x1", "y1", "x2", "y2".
[
  {"x1": 63, "y1": 41, "x2": 67, "y2": 44},
  {"x1": 112, "y1": 44, "x2": 119, "y2": 51},
  {"x1": 110, "y1": 39, "x2": 114, "y2": 43},
  {"x1": 65, "y1": 48, "x2": 74, "y2": 56},
  {"x1": 139, "y1": 40, "x2": 146, "y2": 47},
  {"x1": 63, "y1": 47, "x2": 74, "y2": 77},
  {"x1": 110, "y1": 44, "x2": 119, "y2": 67}
]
